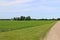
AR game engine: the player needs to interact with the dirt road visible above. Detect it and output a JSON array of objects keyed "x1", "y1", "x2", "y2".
[{"x1": 44, "y1": 21, "x2": 60, "y2": 40}]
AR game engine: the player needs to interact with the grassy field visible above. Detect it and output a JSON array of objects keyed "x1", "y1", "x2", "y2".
[{"x1": 0, "y1": 20, "x2": 56, "y2": 40}]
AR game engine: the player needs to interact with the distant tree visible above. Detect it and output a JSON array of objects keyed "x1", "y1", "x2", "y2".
[
  {"x1": 25, "y1": 16, "x2": 31, "y2": 20},
  {"x1": 20, "y1": 16, "x2": 25, "y2": 20},
  {"x1": 57, "y1": 18, "x2": 60, "y2": 20},
  {"x1": 13, "y1": 17, "x2": 19, "y2": 20},
  {"x1": 13, "y1": 16, "x2": 31, "y2": 20},
  {"x1": 14, "y1": 17, "x2": 16, "y2": 20},
  {"x1": 51, "y1": 18, "x2": 55, "y2": 20}
]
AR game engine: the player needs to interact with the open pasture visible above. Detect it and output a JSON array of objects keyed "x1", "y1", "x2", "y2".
[{"x1": 0, "y1": 20, "x2": 56, "y2": 40}]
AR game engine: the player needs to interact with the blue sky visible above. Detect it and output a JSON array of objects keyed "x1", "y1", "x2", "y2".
[{"x1": 0, "y1": 0, "x2": 60, "y2": 19}]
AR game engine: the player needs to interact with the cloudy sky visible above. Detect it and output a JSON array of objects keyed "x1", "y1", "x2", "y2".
[{"x1": 0, "y1": 0, "x2": 60, "y2": 19}]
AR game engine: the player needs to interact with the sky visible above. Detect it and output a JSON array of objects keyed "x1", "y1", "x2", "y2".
[{"x1": 0, "y1": 0, "x2": 60, "y2": 19}]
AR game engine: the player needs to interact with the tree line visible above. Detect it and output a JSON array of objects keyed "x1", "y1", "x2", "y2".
[
  {"x1": 12, "y1": 16, "x2": 60, "y2": 21},
  {"x1": 13, "y1": 16, "x2": 31, "y2": 20},
  {"x1": 0, "y1": 16, "x2": 60, "y2": 21}
]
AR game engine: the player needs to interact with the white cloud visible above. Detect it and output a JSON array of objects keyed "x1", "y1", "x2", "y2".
[
  {"x1": 0, "y1": 0, "x2": 60, "y2": 13},
  {"x1": 0, "y1": 0, "x2": 33, "y2": 6},
  {"x1": 0, "y1": 5, "x2": 57, "y2": 13}
]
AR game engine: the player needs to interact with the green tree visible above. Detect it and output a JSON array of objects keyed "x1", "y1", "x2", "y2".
[
  {"x1": 20, "y1": 16, "x2": 25, "y2": 20},
  {"x1": 25, "y1": 16, "x2": 31, "y2": 20},
  {"x1": 13, "y1": 17, "x2": 20, "y2": 20}
]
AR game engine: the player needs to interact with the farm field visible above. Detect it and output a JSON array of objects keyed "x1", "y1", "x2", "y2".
[{"x1": 0, "y1": 20, "x2": 56, "y2": 40}]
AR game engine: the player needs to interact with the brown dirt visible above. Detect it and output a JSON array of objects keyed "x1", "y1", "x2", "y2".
[{"x1": 44, "y1": 21, "x2": 60, "y2": 40}]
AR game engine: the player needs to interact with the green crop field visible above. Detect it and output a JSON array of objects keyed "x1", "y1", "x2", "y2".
[{"x1": 0, "y1": 20, "x2": 56, "y2": 40}]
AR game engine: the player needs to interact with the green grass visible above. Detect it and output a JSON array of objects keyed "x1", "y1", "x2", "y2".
[{"x1": 0, "y1": 20, "x2": 56, "y2": 40}]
